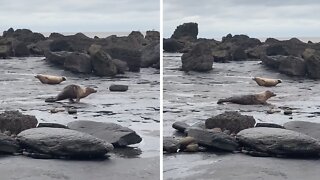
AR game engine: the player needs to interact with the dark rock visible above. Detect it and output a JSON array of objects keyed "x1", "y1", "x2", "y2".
[
  {"x1": 49, "y1": 39, "x2": 74, "y2": 52},
  {"x1": 0, "y1": 44, "x2": 11, "y2": 58},
  {"x1": 141, "y1": 42, "x2": 160, "y2": 68},
  {"x1": 163, "y1": 136, "x2": 179, "y2": 153},
  {"x1": 48, "y1": 32, "x2": 65, "y2": 39},
  {"x1": 89, "y1": 46, "x2": 117, "y2": 76},
  {"x1": 17, "y1": 127, "x2": 113, "y2": 158},
  {"x1": 27, "y1": 44, "x2": 44, "y2": 55},
  {"x1": 181, "y1": 42, "x2": 214, "y2": 72},
  {"x1": 64, "y1": 52, "x2": 92, "y2": 73},
  {"x1": 3, "y1": 28, "x2": 45, "y2": 44},
  {"x1": 255, "y1": 123, "x2": 284, "y2": 129},
  {"x1": 128, "y1": 31, "x2": 146, "y2": 46},
  {"x1": 99, "y1": 35, "x2": 142, "y2": 72},
  {"x1": 0, "y1": 111, "x2": 38, "y2": 135},
  {"x1": 172, "y1": 121, "x2": 190, "y2": 133},
  {"x1": 44, "y1": 51, "x2": 73, "y2": 66},
  {"x1": 284, "y1": 121, "x2": 320, "y2": 140},
  {"x1": 212, "y1": 49, "x2": 231, "y2": 62},
  {"x1": 303, "y1": 48, "x2": 320, "y2": 79},
  {"x1": 12, "y1": 41, "x2": 30, "y2": 57},
  {"x1": 187, "y1": 128, "x2": 238, "y2": 152},
  {"x1": 67, "y1": 120, "x2": 142, "y2": 147},
  {"x1": 231, "y1": 47, "x2": 247, "y2": 61},
  {"x1": 171, "y1": 22, "x2": 198, "y2": 41},
  {"x1": 145, "y1": 31, "x2": 160, "y2": 42},
  {"x1": 112, "y1": 59, "x2": 128, "y2": 74},
  {"x1": 237, "y1": 127, "x2": 320, "y2": 157},
  {"x1": 0, "y1": 133, "x2": 20, "y2": 154},
  {"x1": 246, "y1": 45, "x2": 267, "y2": 59},
  {"x1": 205, "y1": 111, "x2": 256, "y2": 134},
  {"x1": 67, "y1": 108, "x2": 77, "y2": 114},
  {"x1": 109, "y1": 84, "x2": 129, "y2": 92},
  {"x1": 261, "y1": 55, "x2": 288, "y2": 69},
  {"x1": 284, "y1": 110, "x2": 293, "y2": 115},
  {"x1": 163, "y1": 38, "x2": 184, "y2": 52},
  {"x1": 37, "y1": 123, "x2": 69, "y2": 129},
  {"x1": 266, "y1": 44, "x2": 289, "y2": 56},
  {"x1": 278, "y1": 56, "x2": 306, "y2": 76}
]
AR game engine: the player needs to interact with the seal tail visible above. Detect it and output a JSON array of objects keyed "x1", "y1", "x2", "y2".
[
  {"x1": 217, "y1": 98, "x2": 229, "y2": 104},
  {"x1": 45, "y1": 97, "x2": 57, "y2": 102}
]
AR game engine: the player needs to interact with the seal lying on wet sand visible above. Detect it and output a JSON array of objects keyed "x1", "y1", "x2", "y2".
[
  {"x1": 45, "y1": 84, "x2": 97, "y2": 103},
  {"x1": 35, "y1": 74, "x2": 66, "y2": 84},
  {"x1": 252, "y1": 77, "x2": 282, "y2": 87},
  {"x1": 217, "y1": 90, "x2": 276, "y2": 105}
]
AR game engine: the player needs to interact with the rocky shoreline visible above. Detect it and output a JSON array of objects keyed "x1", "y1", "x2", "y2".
[
  {"x1": 0, "y1": 28, "x2": 160, "y2": 75},
  {"x1": 164, "y1": 22, "x2": 320, "y2": 79}
]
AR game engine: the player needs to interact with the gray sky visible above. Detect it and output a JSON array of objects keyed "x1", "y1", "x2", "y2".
[
  {"x1": 164, "y1": 0, "x2": 320, "y2": 39},
  {"x1": 0, "y1": 0, "x2": 159, "y2": 33}
]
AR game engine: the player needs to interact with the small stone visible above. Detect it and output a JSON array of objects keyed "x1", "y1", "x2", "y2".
[
  {"x1": 178, "y1": 136, "x2": 196, "y2": 149},
  {"x1": 163, "y1": 137, "x2": 179, "y2": 153},
  {"x1": 172, "y1": 121, "x2": 190, "y2": 133},
  {"x1": 255, "y1": 123, "x2": 284, "y2": 129},
  {"x1": 50, "y1": 108, "x2": 65, "y2": 113},
  {"x1": 211, "y1": 128, "x2": 222, "y2": 133},
  {"x1": 109, "y1": 84, "x2": 129, "y2": 92},
  {"x1": 184, "y1": 143, "x2": 199, "y2": 152},
  {"x1": 68, "y1": 108, "x2": 77, "y2": 114},
  {"x1": 37, "y1": 123, "x2": 69, "y2": 129},
  {"x1": 284, "y1": 110, "x2": 293, "y2": 115}
]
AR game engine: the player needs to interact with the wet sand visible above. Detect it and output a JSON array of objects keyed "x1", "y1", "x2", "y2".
[
  {"x1": 163, "y1": 53, "x2": 320, "y2": 180},
  {"x1": 0, "y1": 57, "x2": 160, "y2": 179}
]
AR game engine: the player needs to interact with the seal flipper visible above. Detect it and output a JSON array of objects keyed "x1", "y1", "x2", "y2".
[{"x1": 45, "y1": 97, "x2": 57, "y2": 102}]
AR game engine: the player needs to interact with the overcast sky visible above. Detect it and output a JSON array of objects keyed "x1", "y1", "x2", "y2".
[
  {"x1": 164, "y1": 0, "x2": 320, "y2": 39},
  {"x1": 0, "y1": 0, "x2": 159, "y2": 33}
]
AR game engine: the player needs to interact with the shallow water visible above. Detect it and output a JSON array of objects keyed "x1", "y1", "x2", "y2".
[
  {"x1": 163, "y1": 53, "x2": 320, "y2": 180},
  {"x1": 0, "y1": 57, "x2": 160, "y2": 179}
]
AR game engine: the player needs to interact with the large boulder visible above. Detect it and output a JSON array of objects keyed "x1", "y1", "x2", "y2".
[
  {"x1": 3, "y1": 28, "x2": 45, "y2": 44},
  {"x1": 163, "y1": 136, "x2": 180, "y2": 153},
  {"x1": 128, "y1": 31, "x2": 147, "y2": 46},
  {"x1": 163, "y1": 38, "x2": 184, "y2": 52},
  {"x1": 44, "y1": 51, "x2": 73, "y2": 66},
  {"x1": 17, "y1": 127, "x2": 113, "y2": 158},
  {"x1": 237, "y1": 127, "x2": 320, "y2": 157},
  {"x1": 187, "y1": 128, "x2": 238, "y2": 152},
  {"x1": 261, "y1": 55, "x2": 287, "y2": 69},
  {"x1": 67, "y1": 120, "x2": 142, "y2": 147},
  {"x1": 0, "y1": 133, "x2": 20, "y2": 154},
  {"x1": 0, "y1": 44, "x2": 11, "y2": 58},
  {"x1": 64, "y1": 52, "x2": 92, "y2": 73},
  {"x1": 88, "y1": 45, "x2": 118, "y2": 76},
  {"x1": 12, "y1": 41, "x2": 30, "y2": 57},
  {"x1": 49, "y1": 39, "x2": 74, "y2": 52},
  {"x1": 205, "y1": 111, "x2": 256, "y2": 134},
  {"x1": 0, "y1": 111, "x2": 38, "y2": 135},
  {"x1": 141, "y1": 42, "x2": 160, "y2": 68},
  {"x1": 171, "y1": 22, "x2": 198, "y2": 41},
  {"x1": 181, "y1": 42, "x2": 214, "y2": 72},
  {"x1": 145, "y1": 31, "x2": 160, "y2": 43},
  {"x1": 278, "y1": 56, "x2": 306, "y2": 76},
  {"x1": 303, "y1": 48, "x2": 320, "y2": 79},
  {"x1": 284, "y1": 121, "x2": 320, "y2": 140}
]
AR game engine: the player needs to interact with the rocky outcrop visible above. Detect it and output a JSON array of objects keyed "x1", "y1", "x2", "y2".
[
  {"x1": 17, "y1": 127, "x2": 113, "y2": 158},
  {"x1": 64, "y1": 52, "x2": 92, "y2": 73},
  {"x1": 171, "y1": 22, "x2": 198, "y2": 42},
  {"x1": 0, "y1": 133, "x2": 20, "y2": 154},
  {"x1": 181, "y1": 42, "x2": 214, "y2": 72},
  {"x1": 67, "y1": 120, "x2": 142, "y2": 147},
  {"x1": 0, "y1": 111, "x2": 38, "y2": 135},
  {"x1": 302, "y1": 48, "x2": 320, "y2": 79},
  {"x1": 44, "y1": 51, "x2": 72, "y2": 66},
  {"x1": 3, "y1": 28, "x2": 45, "y2": 44},
  {"x1": 284, "y1": 121, "x2": 320, "y2": 140},
  {"x1": 205, "y1": 111, "x2": 256, "y2": 134},
  {"x1": 163, "y1": 38, "x2": 184, "y2": 52},
  {"x1": 237, "y1": 127, "x2": 320, "y2": 157},
  {"x1": 88, "y1": 46, "x2": 118, "y2": 76},
  {"x1": 141, "y1": 42, "x2": 160, "y2": 68},
  {"x1": 145, "y1": 31, "x2": 160, "y2": 43},
  {"x1": 187, "y1": 128, "x2": 238, "y2": 152}
]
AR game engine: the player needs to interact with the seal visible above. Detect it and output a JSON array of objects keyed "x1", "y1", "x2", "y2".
[
  {"x1": 35, "y1": 74, "x2": 66, "y2": 85},
  {"x1": 45, "y1": 84, "x2": 97, "y2": 103},
  {"x1": 252, "y1": 77, "x2": 282, "y2": 87},
  {"x1": 217, "y1": 90, "x2": 276, "y2": 105}
]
